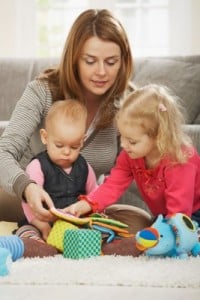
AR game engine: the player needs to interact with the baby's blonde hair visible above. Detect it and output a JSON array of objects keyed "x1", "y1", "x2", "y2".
[
  {"x1": 116, "y1": 84, "x2": 192, "y2": 163},
  {"x1": 45, "y1": 99, "x2": 87, "y2": 129}
]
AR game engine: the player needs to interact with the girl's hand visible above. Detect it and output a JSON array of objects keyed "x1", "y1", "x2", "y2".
[
  {"x1": 64, "y1": 200, "x2": 92, "y2": 217},
  {"x1": 24, "y1": 183, "x2": 55, "y2": 222}
]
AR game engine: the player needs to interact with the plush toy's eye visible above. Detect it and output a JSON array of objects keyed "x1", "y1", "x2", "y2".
[
  {"x1": 160, "y1": 234, "x2": 163, "y2": 238},
  {"x1": 182, "y1": 215, "x2": 195, "y2": 231}
]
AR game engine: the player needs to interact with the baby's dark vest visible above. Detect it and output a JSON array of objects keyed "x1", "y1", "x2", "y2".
[{"x1": 36, "y1": 151, "x2": 88, "y2": 209}]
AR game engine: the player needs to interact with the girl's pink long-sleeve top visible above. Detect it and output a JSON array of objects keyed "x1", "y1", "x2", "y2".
[{"x1": 88, "y1": 148, "x2": 200, "y2": 217}]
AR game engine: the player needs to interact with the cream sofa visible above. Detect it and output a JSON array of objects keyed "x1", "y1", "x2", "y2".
[{"x1": 0, "y1": 56, "x2": 200, "y2": 211}]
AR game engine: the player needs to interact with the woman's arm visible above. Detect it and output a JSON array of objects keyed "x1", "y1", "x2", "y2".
[
  {"x1": 0, "y1": 80, "x2": 49, "y2": 197},
  {"x1": 0, "y1": 80, "x2": 54, "y2": 221}
]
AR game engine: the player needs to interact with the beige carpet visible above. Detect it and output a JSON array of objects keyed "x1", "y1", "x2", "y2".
[{"x1": 0, "y1": 254, "x2": 200, "y2": 288}]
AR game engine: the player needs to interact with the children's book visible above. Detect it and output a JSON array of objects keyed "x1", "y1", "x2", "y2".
[
  {"x1": 50, "y1": 207, "x2": 131, "y2": 236},
  {"x1": 50, "y1": 207, "x2": 91, "y2": 225}
]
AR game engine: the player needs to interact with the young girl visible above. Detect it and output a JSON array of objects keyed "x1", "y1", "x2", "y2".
[{"x1": 66, "y1": 84, "x2": 200, "y2": 225}]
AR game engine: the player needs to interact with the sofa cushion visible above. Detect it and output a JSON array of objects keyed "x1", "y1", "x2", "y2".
[
  {"x1": 133, "y1": 57, "x2": 200, "y2": 124},
  {"x1": 0, "y1": 58, "x2": 58, "y2": 121}
]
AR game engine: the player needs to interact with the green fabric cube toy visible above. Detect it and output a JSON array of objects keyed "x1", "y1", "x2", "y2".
[
  {"x1": 63, "y1": 229, "x2": 101, "y2": 259},
  {"x1": 47, "y1": 220, "x2": 78, "y2": 252}
]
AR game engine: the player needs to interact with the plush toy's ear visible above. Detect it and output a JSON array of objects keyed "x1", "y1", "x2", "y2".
[
  {"x1": 181, "y1": 214, "x2": 197, "y2": 231},
  {"x1": 153, "y1": 214, "x2": 164, "y2": 225}
]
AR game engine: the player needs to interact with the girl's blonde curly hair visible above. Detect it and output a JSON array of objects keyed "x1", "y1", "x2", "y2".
[{"x1": 116, "y1": 84, "x2": 193, "y2": 163}]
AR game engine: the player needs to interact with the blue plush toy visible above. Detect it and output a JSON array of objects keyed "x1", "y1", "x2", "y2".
[
  {"x1": 0, "y1": 235, "x2": 24, "y2": 276},
  {"x1": 135, "y1": 213, "x2": 200, "y2": 259},
  {"x1": 0, "y1": 247, "x2": 12, "y2": 276}
]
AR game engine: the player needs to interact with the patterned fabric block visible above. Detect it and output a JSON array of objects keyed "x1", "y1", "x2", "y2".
[
  {"x1": 63, "y1": 229, "x2": 101, "y2": 259},
  {"x1": 47, "y1": 220, "x2": 78, "y2": 252}
]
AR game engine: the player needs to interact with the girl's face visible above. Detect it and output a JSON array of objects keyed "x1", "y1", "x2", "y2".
[
  {"x1": 40, "y1": 118, "x2": 85, "y2": 169},
  {"x1": 118, "y1": 120, "x2": 158, "y2": 162},
  {"x1": 78, "y1": 36, "x2": 121, "y2": 97}
]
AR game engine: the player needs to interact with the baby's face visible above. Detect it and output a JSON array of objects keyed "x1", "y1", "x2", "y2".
[{"x1": 41, "y1": 118, "x2": 85, "y2": 169}]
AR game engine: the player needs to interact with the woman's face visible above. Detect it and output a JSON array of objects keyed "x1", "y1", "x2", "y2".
[{"x1": 78, "y1": 36, "x2": 121, "y2": 97}]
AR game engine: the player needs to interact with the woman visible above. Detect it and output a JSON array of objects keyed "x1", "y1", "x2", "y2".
[{"x1": 0, "y1": 9, "x2": 149, "y2": 236}]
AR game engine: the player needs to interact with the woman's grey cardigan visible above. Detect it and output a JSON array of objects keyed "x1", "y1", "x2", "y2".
[{"x1": 0, "y1": 80, "x2": 118, "y2": 200}]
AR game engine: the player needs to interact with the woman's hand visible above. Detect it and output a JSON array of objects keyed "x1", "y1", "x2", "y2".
[
  {"x1": 64, "y1": 200, "x2": 92, "y2": 217},
  {"x1": 24, "y1": 183, "x2": 55, "y2": 222}
]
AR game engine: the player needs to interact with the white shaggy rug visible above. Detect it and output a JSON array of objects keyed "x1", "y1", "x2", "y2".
[{"x1": 0, "y1": 255, "x2": 200, "y2": 288}]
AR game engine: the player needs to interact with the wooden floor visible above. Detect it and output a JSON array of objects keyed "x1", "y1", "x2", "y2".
[
  {"x1": 0, "y1": 222, "x2": 18, "y2": 236},
  {"x1": 1, "y1": 286, "x2": 200, "y2": 300}
]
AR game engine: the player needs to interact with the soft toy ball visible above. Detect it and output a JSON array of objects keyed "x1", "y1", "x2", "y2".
[{"x1": 136, "y1": 227, "x2": 158, "y2": 250}]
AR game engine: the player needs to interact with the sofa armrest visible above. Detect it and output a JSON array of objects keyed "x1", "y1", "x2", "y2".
[
  {"x1": 0, "y1": 121, "x2": 9, "y2": 136},
  {"x1": 184, "y1": 125, "x2": 200, "y2": 154}
]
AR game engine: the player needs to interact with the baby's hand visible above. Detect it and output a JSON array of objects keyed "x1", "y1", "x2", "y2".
[
  {"x1": 40, "y1": 223, "x2": 51, "y2": 241},
  {"x1": 64, "y1": 200, "x2": 92, "y2": 217},
  {"x1": 31, "y1": 219, "x2": 51, "y2": 241}
]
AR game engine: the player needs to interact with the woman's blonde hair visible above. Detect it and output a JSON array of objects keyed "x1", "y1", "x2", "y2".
[
  {"x1": 38, "y1": 9, "x2": 134, "y2": 129},
  {"x1": 116, "y1": 84, "x2": 192, "y2": 163}
]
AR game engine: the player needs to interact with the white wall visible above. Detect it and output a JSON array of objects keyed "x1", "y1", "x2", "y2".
[
  {"x1": 0, "y1": 0, "x2": 36, "y2": 57},
  {"x1": 0, "y1": 0, "x2": 199, "y2": 57},
  {"x1": 169, "y1": 0, "x2": 200, "y2": 55}
]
